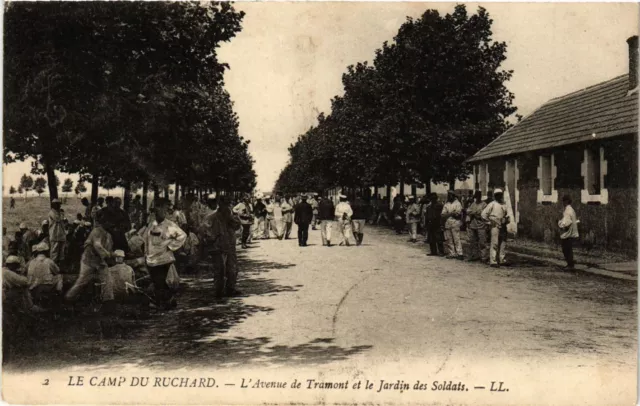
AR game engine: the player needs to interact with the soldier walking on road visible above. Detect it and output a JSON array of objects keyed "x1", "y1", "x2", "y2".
[
  {"x1": 317, "y1": 193, "x2": 335, "y2": 247},
  {"x1": 350, "y1": 194, "x2": 369, "y2": 246},
  {"x1": 335, "y1": 195, "x2": 354, "y2": 246},
  {"x1": 294, "y1": 195, "x2": 313, "y2": 247},
  {"x1": 232, "y1": 194, "x2": 254, "y2": 249},
  {"x1": 558, "y1": 195, "x2": 579, "y2": 270},
  {"x1": 308, "y1": 194, "x2": 319, "y2": 230}
]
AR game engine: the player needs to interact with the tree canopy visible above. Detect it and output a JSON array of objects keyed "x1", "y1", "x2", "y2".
[
  {"x1": 4, "y1": 2, "x2": 256, "y2": 203},
  {"x1": 275, "y1": 5, "x2": 517, "y2": 193}
]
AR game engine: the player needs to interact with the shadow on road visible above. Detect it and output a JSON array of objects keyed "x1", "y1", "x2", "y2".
[{"x1": 5, "y1": 253, "x2": 371, "y2": 371}]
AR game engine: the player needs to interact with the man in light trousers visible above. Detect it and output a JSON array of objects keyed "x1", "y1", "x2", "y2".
[
  {"x1": 441, "y1": 191, "x2": 464, "y2": 259},
  {"x1": 481, "y1": 188, "x2": 510, "y2": 267},
  {"x1": 466, "y1": 190, "x2": 488, "y2": 262}
]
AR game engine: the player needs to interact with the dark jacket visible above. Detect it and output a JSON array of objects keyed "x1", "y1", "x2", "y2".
[
  {"x1": 317, "y1": 199, "x2": 335, "y2": 221},
  {"x1": 253, "y1": 201, "x2": 267, "y2": 218},
  {"x1": 294, "y1": 201, "x2": 314, "y2": 225},
  {"x1": 351, "y1": 198, "x2": 369, "y2": 220},
  {"x1": 425, "y1": 201, "x2": 444, "y2": 227}
]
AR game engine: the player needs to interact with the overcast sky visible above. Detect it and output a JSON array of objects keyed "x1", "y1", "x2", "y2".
[{"x1": 3, "y1": 2, "x2": 638, "y2": 194}]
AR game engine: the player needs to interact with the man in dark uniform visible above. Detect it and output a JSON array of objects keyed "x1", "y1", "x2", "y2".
[
  {"x1": 350, "y1": 194, "x2": 369, "y2": 246},
  {"x1": 425, "y1": 193, "x2": 445, "y2": 256},
  {"x1": 294, "y1": 195, "x2": 313, "y2": 247}
]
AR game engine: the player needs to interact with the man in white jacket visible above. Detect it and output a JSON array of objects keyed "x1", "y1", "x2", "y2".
[
  {"x1": 558, "y1": 195, "x2": 579, "y2": 270},
  {"x1": 441, "y1": 191, "x2": 464, "y2": 259},
  {"x1": 481, "y1": 189, "x2": 510, "y2": 267},
  {"x1": 334, "y1": 195, "x2": 354, "y2": 246}
]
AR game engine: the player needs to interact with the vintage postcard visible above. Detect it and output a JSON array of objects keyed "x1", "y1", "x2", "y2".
[{"x1": 1, "y1": 2, "x2": 638, "y2": 405}]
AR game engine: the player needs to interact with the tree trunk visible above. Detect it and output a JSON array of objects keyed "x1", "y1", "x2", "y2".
[
  {"x1": 123, "y1": 181, "x2": 132, "y2": 212},
  {"x1": 142, "y1": 180, "x2": 149, "y2": 213},
  {"x1": 91, "y1": 174, "x2": 99, "y2": 205},
  {"x1": 449, "y1": 177, "x2": 456, "y2": 191},
  {"x1": 43, "y1": 158, "x2": 58, "y2": 201},
  {"x1": 411, "y1": 184, "x2": 417, "y2": 198},
  {"x1": 174, "y1": 182, "x2": 180, "y2": 205},
  {"x1": 425, "y1": 180, "x2": 432, "y2": 195},
  {"x1": 153, "y1": 184, "x2": 159, "y2": 200},
  {"x1": 399, "y1": 178, "x2": 405, "y2": 197}
]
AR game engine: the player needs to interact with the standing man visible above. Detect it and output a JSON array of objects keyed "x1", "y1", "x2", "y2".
[
  {"x1": 317, "y1": 193, "x2": 335, "y2": 247},
  {"x1": 350, "y1": 194, "x2": 369, "y2": 246},
  {"x1": 233, "y1": 194, "x2": 254, "y2": 249},
  {"x1": 441, "y1": 191, "x2": 464, "y2": 259},
  {"x1": 334, "y1": 194, "x2": 354, "y2": 246},
  {"x1": 48, "y1": 199, "x2": 67, "y2": 265},
  {"x1": 308, "y1": 194, "x2": 319, "y2": 230},
  {"x1": 406, "y1": 195, "x2": 421, "y2": 243},
  {"x1": 281, "y1": 196, "x2": 294, "y2": 240},
  {"x1": 263, "y1": 196, "x2": 274, "y2": 239},
  {"x1": 481, "y1": 189, "x2": 510, "y2": 268},
  {"x1": 558, "y1": 195, "x2": 579, "y2": 270},
  {"x1": 10, "y1": 196, "x2": 15, "y2": 210},
  {"x1": 294, "y1": 195, "x2": 313, "y2": 247},
  {"x1": 112, "y1": 197, "x2": 131, "y2": 253},
  {"x1": 270, "y1": 196, "x2": 285, "y2": 240},
  {"x1": 201, "y1": 196, "x2": 242, "y2": 297},
  {"x1": 253, "y1": 193, "x2": 267, "y2": 240},
  {"x1": 466, "y1": 191, "x2": 488, "y2": 262},
  {"x1": 425, "y1": 193, "x2": 445, "y2": 256},
  {"x1": 143, "y1": 199, "x2": 187, "y2": 309},
  {"x1": 91, "y1": 197, "x2": 105, "y2": 226}
]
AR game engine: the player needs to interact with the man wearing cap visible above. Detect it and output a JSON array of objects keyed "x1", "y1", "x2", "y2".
[
  {"x1": 350, "y1": 194, "x2": 369, "y2": 246},
  {"x1": 281, "y1": 195, "x2": 294, "y2": 240},
  {"x1": 27, "y1": 242, "x2": 63, "y2": 306},
  {"x1": 481, "y1": 188, "x2": 510, "y2": 267},
  {"x1": 441, "y1": 191, "x2": 464, "y2": 259},
  {"x1": 294, "y1": 194, "x2": 313, "y2": 247},
  {"x1": 308, "y1": 194, "x2": 319, "y2": 230},
  {"x1": 48, "y1": 199, "x2": 67, "y2": 264},
  {"x1": 558, "y1": 195, "x2": 579, "y2": 270},
  {"x1": 233, "y1": 194, "x2": 254, "y2": 249},
  {"x1": 109, "y1": 250, "x2": 136, "y2": 300},
  {"x1": 143, "y1": 199, "x2": 187, "y2": 309},
  {"x1": 406, "y1": 195, "x2": 421, "y2": 243},
  {"x1": 317, "y1": 193, "x2": 335, "y2": 246},
  {"x1": 65, "y1": 210, "x2": 116, "y2": 309},
  {"x1": 201, "y1": 195, "x2": 242, "y2": 297},
  {"x1": 334, "y1": 195, "x2": 354, "y2": 246},
  {"x1": 466, "y1": 190, "x2": 488, "y2": 262}
]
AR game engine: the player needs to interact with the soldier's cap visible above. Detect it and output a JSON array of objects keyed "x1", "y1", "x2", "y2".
[
  {"x1": 19, "y1": 222, "x2": 27, "y2": 229},
  {"x1": 207, "y1": 193, "x2": 217, "y2": 200},
  {"x1": 408, "y1": 195, "x2": 416, "y2": 200},
  {"x1": 255, "y1": 192, "x2": 264, "y2": 199},
  {"x1": 32, "y1": 242, "x2": 49, "y2": 253},
  {"x1": 339, "y1": 194, "x2": 347, "y2": 199},
  {"x1": 114, "y1": 250, "x2": 125, "y2": 258},
  {"x1": 41, "y1": 219, "x2": 49, "y2": 226},
  {"x1": 493, "y1": 188, "x2": 503, "y2": 195},
  {"x1": 301, "y1": 194, "x2": 308, "y2": 199},
  {"x1": 5, "y1": 255, "x2": 21, "y2": 265},
  {"x1": 51, "y1": 198, "x2": 61, "y2": 204}
]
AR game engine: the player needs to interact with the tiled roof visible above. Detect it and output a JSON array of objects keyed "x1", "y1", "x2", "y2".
[{"x1": 467, "y1": 75, "x2": 638, "y2": 163}]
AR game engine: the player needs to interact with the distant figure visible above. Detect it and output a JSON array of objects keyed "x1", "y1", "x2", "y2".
[
  {"x1": 281, "y1": 196, "x2": 294, "y2": 240},
  {"x1": 350, "y1": 194, "x2": 369, "y2": 246},
  {"x1": 441, "y1": 191, "x2": 464, "y2": 260},
  {"x1": 558, "y1": 195, "x2": 579, "y2": 270},
  {"x1": 26, "y1": 242, "x2": 63, "y2": 308},
  {"x1": 233, "y1": 194, "x2": 254, "y2": 249},
  {"x1": 252, "y1": 193, "x2": 267, "y2": 240},
  {"x1": 466, "y1": 191, "x2": 488, "y2": 262},
  {"x1": 405, "y1": 195, "x2": 421, "y2": 243},
  {"x1": 9, "y1": 197, "x2": 15, "y2": 210},
  {"x1": 81, "y1": 197, "x2": 91, "y2": 221},
  {"x1": 308, "y1": 194, "x2": 319, "y2": 230}
]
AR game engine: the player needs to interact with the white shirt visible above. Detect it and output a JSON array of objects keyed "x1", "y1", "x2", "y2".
[
  {"x1": 335, "y1": 202, "x2": 353, "y2": 221},
  {"x1": 143, "y1": 219, "x2": 187, "y2": 267},
  {"x1": 558, "y1": 205, "x2": 579, "y2": 239},
  {"x1": 441, "y1": 200, "x2": 463, "y2": 229},
  {"x1": 481, "y1": 201, "x2": 509, "y2": 227}
]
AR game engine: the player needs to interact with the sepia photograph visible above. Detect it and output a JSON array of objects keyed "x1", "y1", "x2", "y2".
[{"x1": 1, "y1": 2, "x2": 638, "y2": 405}]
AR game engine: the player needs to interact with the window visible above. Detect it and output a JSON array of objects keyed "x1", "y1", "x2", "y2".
[
  {"x1": 585, "y1": 146, "x2": 600, "y2": 195},
  {"x1": 537, "y1": 153, "x2": 557, "y2": 203},
  {"x1": 474, "y1": 163, "x2": 489, "y2": 197},
  {"x1": 581, "y1": 145, "x2": 608, "y2": 204}
]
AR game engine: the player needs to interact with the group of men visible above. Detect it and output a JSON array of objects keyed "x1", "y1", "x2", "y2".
[
  {"x1": 3, "y1": 191, "x2": 256, "y2": 325},
  {"x1": 384, "y1": 189, "x2": 579, "y2": 270}
]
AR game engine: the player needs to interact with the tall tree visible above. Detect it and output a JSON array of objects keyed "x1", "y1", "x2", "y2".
[
  {"x1": 62, "y1": 178, "x2": 73, "y2": 197},
  {"x1": 19, "y1": 174, "x2": 34, "y2": 199},
  {"x1": 9, "y1": 186, "x2": 16, "y2": 195},
  {"x1": 74, "y1": 180, "x2": 87, "y2": 197},
  {"x1": 34, "y1": 177, "x2": 47, "y2": 197}
]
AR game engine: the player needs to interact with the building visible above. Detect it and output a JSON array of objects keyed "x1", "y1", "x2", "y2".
[{"x1": 467, "y1": 36, "x2": 639, "y2": 253}]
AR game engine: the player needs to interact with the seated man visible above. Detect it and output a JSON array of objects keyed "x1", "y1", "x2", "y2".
[
  {"x1": 3, "y1": 255, "x2": 37, "y2": 313},
  {"x1": 108, "y1": 250, "x2": 136, "y2": 301},
  {"x1": 26, "y1": 243, "x2": 63, "y2": 308}
]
